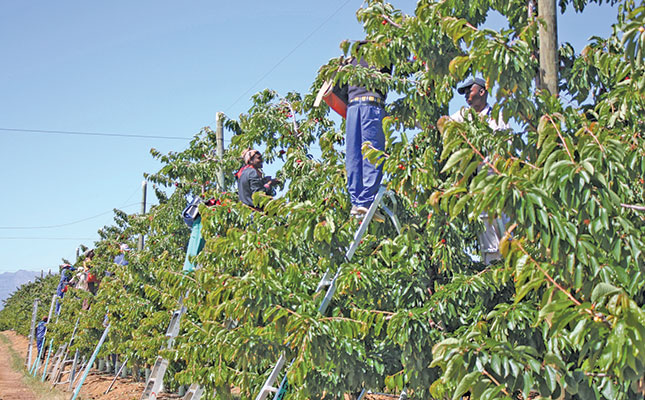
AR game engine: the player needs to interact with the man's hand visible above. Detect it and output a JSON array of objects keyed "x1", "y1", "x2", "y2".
[{"x1": 436, "y1": 115, "x2": 452, "y2": 134}]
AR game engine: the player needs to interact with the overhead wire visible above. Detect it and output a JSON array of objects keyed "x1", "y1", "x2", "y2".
[
  {"x1": 220, "y1": 0, "x2": 354, "y2": 116},
  {"x1": 0, "y1": 127, "x2": 195, "y2": 141},
  {"x1": 0, "y1": 202, "x2": 139, "y2": 230},
  {"x1": 0, "y1": 237, "x2": 98, "y2": 241}
]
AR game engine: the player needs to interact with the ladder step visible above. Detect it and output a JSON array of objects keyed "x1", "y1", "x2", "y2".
[
  {"x1": 182, "y1": 383, "x2": 204, "y2": 400},
  {"x1": 315, "y1": 269, "x2": 333, "y2": 293},
  {"x1": 166, "y1": 308, "x2": 185, "y2": 338},
  {"x1": 141, "y1": 357, "x2": 169, "y2": 400},
  {"x1": 254, "y1": 354, "x2": 286, "y2": 400}
]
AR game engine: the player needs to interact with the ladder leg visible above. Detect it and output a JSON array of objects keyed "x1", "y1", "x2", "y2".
[
  {"x1": 255, "y1": 186, "x2": 395, "y2": 400},
  {"x1": 70, "y1": 324, "x2": 110, "y2": 400},
  {"x1": 182, "y1": 383, "x2": 204, "y2": 400},
  {"x1": 254, "y1": 354, "x2": 287, "y2": 400}
]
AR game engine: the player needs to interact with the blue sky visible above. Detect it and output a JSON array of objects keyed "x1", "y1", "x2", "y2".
[{"x1": 0, "y1": 1, "x2": 618, "y2": 274}]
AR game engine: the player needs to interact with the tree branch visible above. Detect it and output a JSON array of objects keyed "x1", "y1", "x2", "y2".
[
  {"x1": 546, "y1": 114, "x2": 575, "y2": 163},
  {"x1": 482, "y1": 369, "x2": 511, "y2": 396},
  {"x1": 381, "y1": 14, "x2": 402, "y2": 29},
  {"x1": 456, "y1": 130, "x2": 501, "y2": 175},
  {"x1": 621, "y1": 203, "x2": 645, "y2": 211}
]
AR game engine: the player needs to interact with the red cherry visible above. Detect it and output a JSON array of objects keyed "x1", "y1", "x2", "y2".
[
  {"x1": 398, "y1": 164, "x2": 405, "y2": 170},
  {"x1": 296, "y1": 159, "x2": 302, "y2": 164},
  {"x1": 441, "y1": 239, "x2": 446, "y2": 244},
  {"x1": 583, "y1": 219, "x2": 591, "y2": 225},
  {"x1": 381, "y1": 20, "x2": 387, "y2": 25}
]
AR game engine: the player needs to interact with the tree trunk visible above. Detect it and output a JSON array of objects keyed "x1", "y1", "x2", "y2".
[{"x1": 538, "y1": 0, "x2": 559, "y2": 95}]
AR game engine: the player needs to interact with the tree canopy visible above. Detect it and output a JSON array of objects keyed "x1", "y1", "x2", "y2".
[{"x1": 2, "y1": 0, "x2": 644, "y2": 399}]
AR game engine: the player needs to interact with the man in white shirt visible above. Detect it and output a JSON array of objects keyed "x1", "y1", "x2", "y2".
[
  {"x1": 451, "y1": 77, "x2": 510, "y2": 265},
  {"x1": 451, "y1": 77, "x2": 509, "y2": 131}
]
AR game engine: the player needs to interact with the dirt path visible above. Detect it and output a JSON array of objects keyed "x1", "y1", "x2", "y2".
[
  {"x1": 0, "y1": 330, "x2": 171, "y2": 400},
  {"x1": 0, "y1": 331, "x2": 38, "y2": 400}
]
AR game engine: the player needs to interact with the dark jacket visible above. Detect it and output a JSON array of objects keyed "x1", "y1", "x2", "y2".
[{"x1": 236, "y1": 165, "x2": 273, "y2": 208}]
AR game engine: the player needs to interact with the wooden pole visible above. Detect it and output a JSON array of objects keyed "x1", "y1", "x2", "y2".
[
  {"x1": 216, "y1": 112, "x2": 225, "y2": 190},
  {"x1": 138, "y1": 180, "x2": 147, "y2": 251},
  {"x1": 538, "y1": 0, "x2": 559, "y2": 95}
]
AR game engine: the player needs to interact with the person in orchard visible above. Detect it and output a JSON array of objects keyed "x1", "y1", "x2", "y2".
[
  {"x1": 235, "y1": 148, "x2": 280, "y2": 210},
  {"x1": 345, "y1": 41, "x2": 390, "y2": 221},
  {"x1": 449, "y1": 76, "x2": 511, "y2": 265}
]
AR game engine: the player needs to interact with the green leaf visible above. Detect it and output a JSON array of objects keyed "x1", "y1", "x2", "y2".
[
  {"x1": 591, "y1": 282, "x2": 621, "y2": 303},
  {"x1": 442, "y1": 148, "x2": 471, "y2": 173},
  {"x1": 452, "y1": 371, "x2": 480, "y2": 400}
]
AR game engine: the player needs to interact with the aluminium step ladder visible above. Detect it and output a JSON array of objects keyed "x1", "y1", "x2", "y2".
[
  {"x1": 49, "y1": 318, "x2": 80, "y2": 384},
  {"x1": 26, "y1": 299, "x2": 39, "y2": 368},
  {"x1": 182, "y1": 383, "x2": 205, "y2": 400},
  {"x1": 46, "y1": 344, "x2": 67, "y2": 383},
  {"x1": 141, "y1": 213, "x2": 209, "y2": 400},
  {"x1": 70, "y1": 324, "x2": 111, "y2": 400},
  {"x1": 255, "y1": 186, "x2": 401, "y2": 400},
  {"x1": 140, "y1": 298, "x2": 189, "y2": 400}
]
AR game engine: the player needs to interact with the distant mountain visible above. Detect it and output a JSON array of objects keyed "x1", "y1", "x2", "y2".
[{"x1": 0, "y1": 270, "x2": 41, "y2": 309}]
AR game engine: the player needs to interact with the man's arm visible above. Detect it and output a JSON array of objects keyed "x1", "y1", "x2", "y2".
[{"x1": 247, "y1": 170, "x2": 267, "y2": 195}]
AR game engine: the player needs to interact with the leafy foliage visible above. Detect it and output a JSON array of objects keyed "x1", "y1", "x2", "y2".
[
  {"x1": 1, "y1": 0, "x2": 645, "y2": 399},
  {"x1": 0, "y1": 273, "x2": 59, "y2": 335}
]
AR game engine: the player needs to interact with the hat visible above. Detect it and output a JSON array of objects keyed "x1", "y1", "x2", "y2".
[
  {"x1": 241, "y1": 148, "x2": 260, "y2": 165},
  {"x1": 457, "y1": 77, "x2": 487, "y2": 94}
]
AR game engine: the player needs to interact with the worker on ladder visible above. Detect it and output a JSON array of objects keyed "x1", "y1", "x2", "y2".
[{"x1": 345, "y1": 41, "x2": 390, "y2": 221}]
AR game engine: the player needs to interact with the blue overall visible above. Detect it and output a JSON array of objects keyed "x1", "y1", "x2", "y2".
[{"x1": 345, "y1": 101, "x2": 386, "y2": 208}]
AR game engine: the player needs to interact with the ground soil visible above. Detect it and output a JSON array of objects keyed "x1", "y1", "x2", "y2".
[
  {"x1": 0, "y1": 330, "x2": 400, "y2": 400},
  {"x1": 0, "y1": 330, "x2": 173, "y2": 400},
  {"x1": 0, "y1": 331, "x2": 38, "y2": 400}
]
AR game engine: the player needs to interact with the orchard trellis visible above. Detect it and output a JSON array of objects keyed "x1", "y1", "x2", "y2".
[{"x1": 2, "y1": 0, "x2": 645, "y2": 399}]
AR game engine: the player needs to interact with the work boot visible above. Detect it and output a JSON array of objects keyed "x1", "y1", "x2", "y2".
[{"x1": 351, "y1": 205, "x2": 385, "y2": 222}]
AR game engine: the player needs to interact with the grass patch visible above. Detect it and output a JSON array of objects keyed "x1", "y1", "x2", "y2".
[{"x1": 0, "y1": 333, "x2": 70, "y2": 400}]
